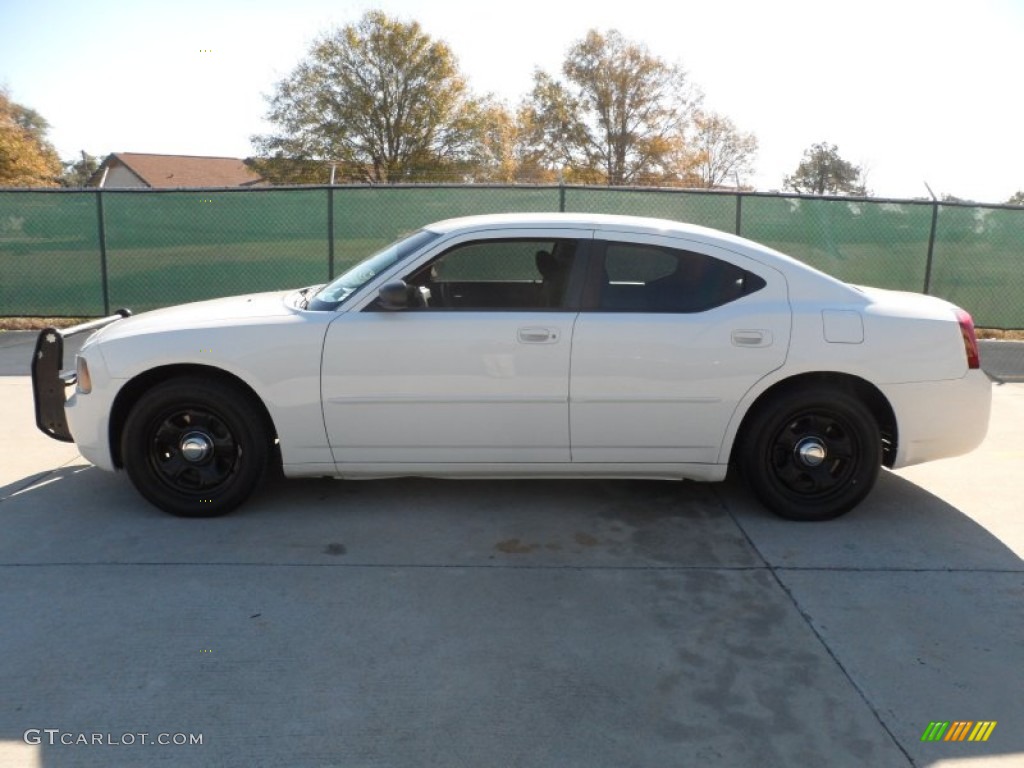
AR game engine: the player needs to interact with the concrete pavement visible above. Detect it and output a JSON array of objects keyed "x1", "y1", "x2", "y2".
[
  {"x1": 980, "y1": 340, "x2": 1024, "y2": 383},
  {"x1": 0, "y1": 342, "x2": 1022, "y2": 766}
]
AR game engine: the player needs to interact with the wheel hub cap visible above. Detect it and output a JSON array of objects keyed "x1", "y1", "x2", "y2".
[
  {"x1": 795, "y1": 437, "x2": 827, "y2": 467},
  {"x1": 180, "y1": 431, "x2": 213, "y2": 463}
]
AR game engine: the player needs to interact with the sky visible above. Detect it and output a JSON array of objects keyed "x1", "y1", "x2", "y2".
[{"x1": 1, "y1": 0, "x2": 1021, "y2": 202}]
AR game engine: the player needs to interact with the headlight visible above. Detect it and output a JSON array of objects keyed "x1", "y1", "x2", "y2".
[{"x1": 76, "y1": 355, "x2": 92, "y2": 394}]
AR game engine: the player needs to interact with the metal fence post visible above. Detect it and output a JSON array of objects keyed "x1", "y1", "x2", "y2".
[
  {"x1": 327, "y1": 186, "x2": 335, "y2": 280},
  {"x1": 559, "y1": 182, "x2": 566, "y2": 213},
  {"x1": 95, "y1": 189, "x2": 110, "y2": 315},
  {"x1": 735, "y1": 193, "x2": 743, "y2": 236},
  {"x1": 923, "y1": 201, "x2": 939, "y2": 295}
]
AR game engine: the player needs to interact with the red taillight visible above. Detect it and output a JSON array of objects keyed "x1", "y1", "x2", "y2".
[{"x1": 955, "y1": 308, "x2": 980, "y2": 370}]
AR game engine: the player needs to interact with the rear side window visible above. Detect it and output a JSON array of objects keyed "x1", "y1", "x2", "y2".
[{"x1": 597, "y1": 242, "x2": 765, "y2": 313}]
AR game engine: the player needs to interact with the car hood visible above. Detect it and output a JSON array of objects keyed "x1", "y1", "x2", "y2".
[{"x1": 88, "y1": 291, "x2": 297, "y2": 345}]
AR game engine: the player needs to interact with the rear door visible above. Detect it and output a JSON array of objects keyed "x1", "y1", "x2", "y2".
[{"x1": 569, "y1": 234, "x2": 790, "y2": 464}]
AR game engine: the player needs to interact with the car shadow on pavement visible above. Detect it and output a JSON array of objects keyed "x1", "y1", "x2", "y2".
[
  {"x1": 719, "y1": 469, "x2": 1023, "y2": 571},
  {"x1": 1, "y1": 461, "x2": 1019, "y2": 574}
]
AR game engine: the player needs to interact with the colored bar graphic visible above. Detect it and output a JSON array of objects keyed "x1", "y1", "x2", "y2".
[
  {"x1": 945, "y1": 721, "x2": 973, "y2": 741},
  {"x1": 969, "y1": 722, "x2": 997, "y2": 742},
  {"x1": 921, "y1": 720, "x2": 997, "y2": 742}
]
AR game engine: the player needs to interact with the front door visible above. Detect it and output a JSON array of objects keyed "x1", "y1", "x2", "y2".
[{"x1": 321, "y1": 234, "x2": 584, "y2": 465}]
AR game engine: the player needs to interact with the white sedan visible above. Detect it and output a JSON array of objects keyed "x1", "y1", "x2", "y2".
[{"x1": 32, "y1": 213, "x2": 991, "y2": 521}]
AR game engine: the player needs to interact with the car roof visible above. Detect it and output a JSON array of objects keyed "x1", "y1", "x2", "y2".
[{"x1": 424, "y1": 212, "x2": 731, "y2": 240}]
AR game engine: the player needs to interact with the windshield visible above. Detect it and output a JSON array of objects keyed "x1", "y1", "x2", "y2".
[{"x1": 308, "y1": 229, "x2": 441, "y2": 310}]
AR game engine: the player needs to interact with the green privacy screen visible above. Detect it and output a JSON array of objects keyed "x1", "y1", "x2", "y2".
[
  {"x1": 928, "y1": 205, "x2": 1024, "y2": 329},
  {"x1": 330, "y1": 186, "x2": 559, "y2": 276},
  {"x1": 565, "y1": 186, "x2": 736, "y2": 233},
  {"x1": 102, "y1": 189, "x2": 327, "y2": 312},
  {"x1": 739, "y1": 196, "x2": 934, "y2": 292},
  {"x1": 1, "y1": 185, "x2": 1021, "y2": 325},
  {"x1": 0, "y1": 191, "x2": 105, "y2": 315}
]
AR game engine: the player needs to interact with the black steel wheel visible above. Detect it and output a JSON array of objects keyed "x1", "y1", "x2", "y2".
[
  {"x1": 122, "y1": 377, "x2": 269, "y2": 517},
  {"x1": 740, "y1": 387, "x2": 881, "y2": 521}
]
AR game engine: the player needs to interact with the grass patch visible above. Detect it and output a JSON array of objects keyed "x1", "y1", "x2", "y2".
[{"x1": 0, "y1": 317, "x2": 93, "y2": 330}]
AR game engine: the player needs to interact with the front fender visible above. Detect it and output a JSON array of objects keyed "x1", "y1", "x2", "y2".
[{"x1": 95, "y1": 316, "x2": 335, "y2": 468}]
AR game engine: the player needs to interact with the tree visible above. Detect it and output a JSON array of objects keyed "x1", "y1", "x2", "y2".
[
  {"x1": 468, "y1": 103, "x2": 521, "y2": 182},
  {"x1": 677, "y1": 110, "x2": 757, "y2": 188},
  {"x1": 460, "y1": 102, "x2": 557, "y2": 183},
  {"x1": 61, "y1": 150, "x2": 100, "y2": 187},
  {"x1": 523, "y1": 29, "x2": 700, "y2": 185},
  {"x1": 0, "y1": 89, "x2": 61, "y2": 187},
  {"x1": 784, "y1": 142, "x2": 866, "y2": 196},
  {"x1": 245, "y1": 156, "x2": 333, "y2": 185},
  {"x1": 941, "y1": 193, "x2": 973, "y2": 204},
  {"x1": 1006, "y1": 191, "x2": 1024, "y2": 206},
  {"x1": 252, "y1": 11, "x2": 484, "y2": 183}
]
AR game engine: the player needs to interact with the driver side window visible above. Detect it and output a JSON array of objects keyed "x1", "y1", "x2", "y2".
[{"x1": 405, "y1": 238, "x2": 578, "y2": 310}]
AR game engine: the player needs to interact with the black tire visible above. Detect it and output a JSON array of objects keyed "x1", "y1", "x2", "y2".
[
  {"x1": 121, "y1": 376, "x2": 269, "y2": 517},
  {"x1": 739, "y1": 387, "x2": 881, "y2": 521}
]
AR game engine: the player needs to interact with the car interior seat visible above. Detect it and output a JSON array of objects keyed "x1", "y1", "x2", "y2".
[{"x1": 535, "y1": 248, "x2": 567, "y2": 307}]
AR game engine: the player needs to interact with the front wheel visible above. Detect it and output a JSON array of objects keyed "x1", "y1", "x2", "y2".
[
  {"x1": 121, "y1": 377, "x2": 269, "y2": 517},
  {"x1": 739, "y1": 387, "x2": 881, "y2": 521}
]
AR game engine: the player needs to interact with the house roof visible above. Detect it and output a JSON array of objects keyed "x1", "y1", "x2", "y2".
[{"x1": 94, "y1": 152, "x2": 263, "y2": 188}]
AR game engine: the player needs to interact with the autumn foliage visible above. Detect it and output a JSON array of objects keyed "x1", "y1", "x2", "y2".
[{"x1": 0, "y1": 90, "x2": 61, "y2": 187}]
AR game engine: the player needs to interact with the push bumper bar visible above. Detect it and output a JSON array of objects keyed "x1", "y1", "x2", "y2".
[{"x1": 31, "y1": 310, "x2": 131, "y2": 442}]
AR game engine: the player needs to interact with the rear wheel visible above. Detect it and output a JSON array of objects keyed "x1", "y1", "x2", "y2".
[
  {"x1": 121, "y1": 377, "x2": 269, "y2": 517},
  {"x1": 739, "y1": 387, "x2": 880, "y2": 521}
]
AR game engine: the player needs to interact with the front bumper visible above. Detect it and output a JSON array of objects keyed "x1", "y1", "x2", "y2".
[{"x1": 30, "y1": 310, "x2": 131, "y2": 442}]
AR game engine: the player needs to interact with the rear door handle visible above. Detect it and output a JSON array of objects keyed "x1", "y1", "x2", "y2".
[{"x1": 518, "y1": 327, "x2": 559, "y2": 344}]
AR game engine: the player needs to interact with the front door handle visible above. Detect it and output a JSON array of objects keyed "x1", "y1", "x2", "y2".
[{"x1": 517, "y1": 327, "x2": 559, "y2": 344}]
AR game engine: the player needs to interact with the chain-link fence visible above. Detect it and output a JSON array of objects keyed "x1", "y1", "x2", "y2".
[{"x1": 2, "y1": 185, "x2": 1022, "y2": 327}]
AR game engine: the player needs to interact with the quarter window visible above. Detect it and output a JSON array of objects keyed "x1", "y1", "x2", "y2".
[{"x1": 597, "y1": 242, "x2": 765, "y2": 313}]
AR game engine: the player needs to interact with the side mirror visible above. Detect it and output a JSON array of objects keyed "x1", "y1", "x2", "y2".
[
  {"x1": 378, "y1": 281, "x2": 431, "y2": 310},
  {"x1": 378, "y1": 280, "x2": 411, "y2": 310}
]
